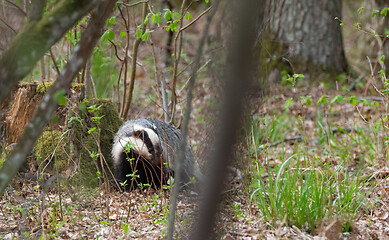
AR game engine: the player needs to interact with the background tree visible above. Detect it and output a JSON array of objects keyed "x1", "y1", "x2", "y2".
[{"x1": 263, "y1": 0, "x2": 348, "y2": 80}]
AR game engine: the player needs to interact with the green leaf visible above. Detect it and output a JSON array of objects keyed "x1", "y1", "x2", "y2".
[
  {"x1": 316, "y1": 95, "x2": 328, "y2": 105},
  {"x1": 108, "y1": 30, "x2": 115, "y2": 41},
  {"x1": 284, "y1": 98, "x2": 294, "y2": 109},
  {"x1": 101, "y1": 29, "x2": 115, "y2": 42},
  {"x1": 68, "y1": 116, "x2": 82, "y2": 124},
  {"x1": 106, "y1": 16, "x2": 116, "y2": 27},
  {"x1": 372, "y1": 9, "x2": 379, "y2": 18},
  {"x1": 340, "y1": 22, "x2": 344, "y2": 27},
  {"x1": 348, "y1": 96, "x2": 357, "y2": 106},
  {"x1": 374, "y1": 102, "x2": 380, "y2": 107},
  {"x1": 359, "y1": 99, "x2": 372, "y2": 107},
  {"x1": 164, "y1": 9, "x2": 172, "y2": 21},
  {"x1": 205, "y1": 0, "x2": 209, "y2": 3},
  {"x1": 330, "y1": 95, "x2": 344, "y2": 105},
  {"x1": 120, "y1": 31, "x2": 126, "y2": 38},
  {"x1": 379, "y1": 55, "x2": 386, "y2": 63},
  {"x1": 136, "y1": 28, "x2": 142, "y2": 39},
  {"x1": 185, "y1": 12, "x2": 192, "y2": 21},
  {"x1": 53, "y1": 89, "x2": 67, "y2": 106},
  {"x1": 88, "y1": 127, "x2": 96, "y2": 134},
  {"x1": 358, "y1": 7, "x2": 364, "y2": 14},
  {"x1": 293, "y1": 73, "x2": 304, "y2": 79},
  {"x1": 381, "y1": 8, "x2": 388, "y2": 16},
  {"x1": 173, "y1": 11, "x2": 181, "y2": 19},
  {"x1": 144, "y1": 14, "x2": 150, "y2": 25},
  {"x1": 301, "y1": 95, "x2": 312, "y2": 106},
  {"x1": 142, "y1": 31, "x2": 153, "y2": 41},
  {"x1": 152, "y1": 13, "x2": 162, "y2": 24}
]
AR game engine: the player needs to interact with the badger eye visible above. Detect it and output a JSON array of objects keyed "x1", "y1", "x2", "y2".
[{"x1": 134, "y1": 130, "x2": 143, "y2": 138}]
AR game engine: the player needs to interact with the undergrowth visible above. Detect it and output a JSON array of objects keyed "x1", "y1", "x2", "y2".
[{"x1": 247, "y1": 94, "x2": 383, "y2": 233}]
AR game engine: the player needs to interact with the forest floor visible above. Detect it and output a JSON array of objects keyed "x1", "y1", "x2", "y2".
[{"x1": 2, "y1": 82, "x2": 389, "y2": 240}]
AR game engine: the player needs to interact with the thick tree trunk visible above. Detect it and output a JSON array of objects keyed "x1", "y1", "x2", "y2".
[{"x1": 265, "y1": 0, "x2": 347, "y2": 76}]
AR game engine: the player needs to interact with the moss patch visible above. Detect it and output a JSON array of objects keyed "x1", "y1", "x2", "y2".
[
  {"x1": 36, "y1": 82, "x2": 84, "y2": 94},
  {"x1": 34, "y1": 130, "x2": 68, "y2": 173},
  {"x1": 70, "y1": 98, "x2": 122, "y2": 188}
]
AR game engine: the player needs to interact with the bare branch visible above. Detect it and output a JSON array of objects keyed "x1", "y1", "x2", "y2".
[
  {"x1": 180, "y1": 5, "x2": 212, "y2": 32},
  {"x1": 5, "y1": 0, "x2": 27, "y2": 16},
  {"x1": 0, "y1": 17, "x2": 17, "y2": 33},
  {"x1": 121, "y1": 2, "x2": 148, "y2": 118}
]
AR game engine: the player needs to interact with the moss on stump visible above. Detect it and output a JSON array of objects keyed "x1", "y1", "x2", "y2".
[
  {"x1": 35, "y1": 130, "x2": 68, "y2": 172},
  {"x1": 69, "y1": 98, "x2": 122, "y2": 188}
]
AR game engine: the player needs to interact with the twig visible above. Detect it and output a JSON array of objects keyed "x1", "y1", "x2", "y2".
[
  {"x1": 49, "y1": 49, "x2": 60, "y2": 75},
  {"x1": 150, "y1": 35, "x2": 170, "y2": 122},
  {"x1": 257, "y1": 136, "x2": 302, "y2": 151},
  {"x1": 121, "y1": 0, "x2": 147, "y2": 8},
  {"x1": 178, "y1": 59, "x2": 211, "y2": 94},
  {"x1": 0, "y1": 17, "x2": 16, "y2": 33},
  {"x1": 180, "y1": 5, "x2": 212, "y2": 32},
  {"x1": 170, "y1": 0, "x2": 188, "y2": 123},
  {"x1": 5, "y1": 0, "x2": 27, "y2": 16},
  {"x1": 121, "y1": 2, "x2": 148, "y2": 118},
  {"x1": 366, "y1": 56, "x2": 387, "y2": 99},
  {"x1": 109, "y1": 39, "x2": 124, "y2": 61},
  {"x1": 355, "y1": 105, "x2": 367, "y2": 122}
]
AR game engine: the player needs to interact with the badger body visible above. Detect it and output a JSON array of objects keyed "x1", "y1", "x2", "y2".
[{"x1": 111, "y1": 118, "x2": 196, "y2": 190}]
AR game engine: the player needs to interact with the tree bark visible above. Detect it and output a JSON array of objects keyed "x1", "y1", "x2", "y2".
[{"x1": 265, "y1": 0, "x2": 347, "y2": 76}]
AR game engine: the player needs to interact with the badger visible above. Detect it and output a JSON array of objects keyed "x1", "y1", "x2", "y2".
[{"x1": 111, "y1": 118, "x2": 199, "y2": 190}]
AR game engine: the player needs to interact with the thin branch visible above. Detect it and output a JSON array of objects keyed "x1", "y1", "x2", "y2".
[
  {"x1": 169, "y1": 0, "x2": 188, "y2": 123},
  {"x1": 169, "y1": 4, "x2": 213, "y2": 123},
  {"x1": 0, "y1": 17, "x2": 17, "y2": 33},
  {"x1": 178, "y1": 59, "x2": 211, "y2": 94},
  {"x1": 180, "y1": 5, "x2": 212, "y2": 32},
  {"x1": 109, "y1": 39, "x2": 124, "y2": 61},
  {"x1": 121, "y1": 0, "x2": 148, "y2": 8},
  {"x1": 367, "y1": 56, "x2": 387, "y2": 98},
  {"x1": 121, "y1": 2, "x2": 148, "y2": 118},
  {"x1": 49, "y1": 49, "x2": 60, "y2": 75},
  {"x1": 5, "y1": 0, "x2": 27, "y2": 16}
]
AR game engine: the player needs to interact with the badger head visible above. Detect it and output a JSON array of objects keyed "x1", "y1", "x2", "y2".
[{"x1": 112, "y1": 121, "x2": 161, "y2": 166}]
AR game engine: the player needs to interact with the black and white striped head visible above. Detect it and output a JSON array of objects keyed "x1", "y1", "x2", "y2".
[{"x1": 112, "y1": 119, "x2": 160, "y2": 165}]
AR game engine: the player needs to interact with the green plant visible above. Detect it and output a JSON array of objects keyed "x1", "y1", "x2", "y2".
[{"x1": 250, "y1": 153, "x2": 370, "y2": 232}]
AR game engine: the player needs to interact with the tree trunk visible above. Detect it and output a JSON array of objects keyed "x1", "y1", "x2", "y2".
[{"x1": 265, "y1": 0, "x2": 347, "y2": 77}]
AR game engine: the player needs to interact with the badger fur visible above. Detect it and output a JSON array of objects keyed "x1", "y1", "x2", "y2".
[{"x1": 111, "y1": 118, "x2": 198, "y2": 190}]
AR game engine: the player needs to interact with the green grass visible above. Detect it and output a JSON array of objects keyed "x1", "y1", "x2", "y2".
[
  {"x1": 247, "y1": 100, "x2": 379, "y2": 233},
  {"x1": 250, "y1": 153, "x2": 370, "y2": 233}
]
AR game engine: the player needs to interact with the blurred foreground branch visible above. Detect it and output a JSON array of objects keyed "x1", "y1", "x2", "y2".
[
  {"x1": 191, "y1": 0, "x2": 263, "y2": 238},
  {"x1": 0, "y1": 0, "x2": 116, "y2": 194}
]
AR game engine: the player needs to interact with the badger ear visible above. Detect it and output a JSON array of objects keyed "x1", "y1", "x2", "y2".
[{"x1": 134, "y1": 130, "x2": 143, "y2": 137}]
